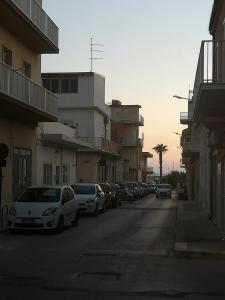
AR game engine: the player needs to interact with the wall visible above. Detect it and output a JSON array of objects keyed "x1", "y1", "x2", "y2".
[{"x1": 0, "y1": 26, "x2": 41, "y2": 83}]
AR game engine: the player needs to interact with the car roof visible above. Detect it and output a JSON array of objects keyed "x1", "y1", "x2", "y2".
[
  {"x1": 72, "y1": 183, "x2": 97, "y2": 186},
  {"x1": 28, "y1": 185, "x2": 70, "y2": 190}
]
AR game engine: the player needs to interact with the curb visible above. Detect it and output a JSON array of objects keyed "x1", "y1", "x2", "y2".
[{"x1": 174, "y1": 242, "x2": 225, "y2": 260}]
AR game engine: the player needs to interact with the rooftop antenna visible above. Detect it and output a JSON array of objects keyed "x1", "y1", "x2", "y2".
[{"x1": 90, "y1": 37, "x2": 104, "y2": 72}]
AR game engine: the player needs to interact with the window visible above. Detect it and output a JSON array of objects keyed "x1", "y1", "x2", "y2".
[
  {"x1": 42, "y1": 78, "x2": 78, "y2": 94},
  {"x1": 71, "y1": 79, "x2": 78, "y2": 93},
  {"x1": 2, "y1": 46, "x2": 12, "y2": 67},
  {"x1": 43, "y1": 163, "x2": 52, "y2": 185},
  {"x1": 61, "y1": 79, "x2": 69, "y2": 93},
  {"x1": 51, "y1": 79, "x2": 59, "y2": 93},
  {"x1": 23, "y1": 60, "x2": 31, "y2": 78},
  {"x1": 62, "y1": 164, "x2": 70, "y2": 184},
  {"x1": 42, "y1": 79, "x2": 51, "y2": 90}
]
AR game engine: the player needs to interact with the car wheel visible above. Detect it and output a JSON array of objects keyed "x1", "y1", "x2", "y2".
[
  {"x1": 72, "y1": 211, "x2": 79, "y2": 227},
  {"x1": 56, "y1": 216, "x2": 64, "y2": 233}
]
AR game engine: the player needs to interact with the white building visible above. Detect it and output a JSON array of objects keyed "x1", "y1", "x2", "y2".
[{"x1": 42, "y1": 72, "x2": 123, "y2": 183}]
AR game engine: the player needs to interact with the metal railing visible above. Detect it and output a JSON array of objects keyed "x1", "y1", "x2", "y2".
[
  {"x1": 180, "y1": 112, "x2": 189, "y2": 123},
  {"x1": 11, "y1": 0, "x2": 58, "y2": 47},
  {"x1": 193, "y1": 40, "x2": 225, "y2": 102},
  {"x1": 0, "y1": 60, "x2": 57, "y2": 116},
  {"x1": 79, "y1": 137, "x2": 120, "y2": 155}
]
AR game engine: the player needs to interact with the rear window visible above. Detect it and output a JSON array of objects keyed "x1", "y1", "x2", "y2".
[
  {"x1": 72, "y1": 185, "x2": 95, "y2": 195},
  {"x1": 17, "y1": 188, "x2": 61, "y2": 203}
]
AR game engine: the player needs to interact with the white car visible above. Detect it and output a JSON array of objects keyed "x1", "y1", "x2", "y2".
[
  {"x1": 156, "y1": 184, "x2": 172, "y2": 199},
  {"x1": 8, "y1": 185, "x2": 79, "y2": 233},
  {"x1": 72, "y1": 183, "x2": 105, "y2": 215}
]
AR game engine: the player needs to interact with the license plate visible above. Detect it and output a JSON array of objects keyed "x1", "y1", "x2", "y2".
[{"x1": 22, "y1": 218, "x2": 34, "y2": 224}]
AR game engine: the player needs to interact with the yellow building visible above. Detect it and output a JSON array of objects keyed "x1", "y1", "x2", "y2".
[{"x1": 0, "y1": 0, "x2": 59, "y2": 208}]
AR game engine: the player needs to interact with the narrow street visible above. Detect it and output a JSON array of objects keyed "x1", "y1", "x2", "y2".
[{"x1": 1, "y1": 194, "x2": 225, "y2": 299}]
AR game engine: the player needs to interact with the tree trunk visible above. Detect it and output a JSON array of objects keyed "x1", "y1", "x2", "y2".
[{"x1": 159, "y1": 152, "x2": 162, "y2": 183}]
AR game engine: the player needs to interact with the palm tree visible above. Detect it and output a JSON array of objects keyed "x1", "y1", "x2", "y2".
[{"x1": 153, "y1": 144, "x2": 168, "y2": 183}]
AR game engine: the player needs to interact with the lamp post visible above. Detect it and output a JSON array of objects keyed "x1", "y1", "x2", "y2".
[{"x1": 173, "y1": 95, "x2": 191, "y2": 101}]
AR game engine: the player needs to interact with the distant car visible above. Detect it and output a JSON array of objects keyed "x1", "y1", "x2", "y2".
[
  {"x1": 99, "y1": 183, "x2": 113, "y2": 209},
  {"x1": 117, "y1": 183, "x2": 134, "y2": 201},
  {"x1": 149, "y1": 184, "x2": 157, "y2": 194},
  {"x1": 108, "y1": 183, "x2": 122, "y2": 208},
  {"x1": 8, "y1": 186, "x2": 79, "y2": 233},
  {"x1": 156, "y1": 184, "x2": 172, "y2": 199},
  {"x1": 72, "y1": 183, "x2": 106, "y2": 215}
]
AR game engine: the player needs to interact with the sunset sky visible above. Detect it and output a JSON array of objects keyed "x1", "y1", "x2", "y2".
[{"x1": 42, "y1": 0, "x2": 213, "y2": 175}]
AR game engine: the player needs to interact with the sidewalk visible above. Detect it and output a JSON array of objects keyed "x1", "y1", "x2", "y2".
[{"x1": 174, "y1": 200, "x2": 225, "y2": 259}]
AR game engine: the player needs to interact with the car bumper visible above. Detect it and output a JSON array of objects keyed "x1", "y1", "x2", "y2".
[
  {"x1": 8, "y1": 215, "x2": 58, "y2": 230},
  {"x1": 78, "y1": 203, "x2": 96, "y2": 213}
]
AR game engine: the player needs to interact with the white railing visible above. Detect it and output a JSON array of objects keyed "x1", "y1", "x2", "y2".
[
  {"x1": 139, "y1": 114, "x2": 144, "y2": 125},
  {"x1": 193, "y1": 40, "x2": 225, "y2": 102},
  {"x1": 11, "y1": 0, "x2": 58, "y2": 47},
  {"x1": 79, "y1": 137, "x2": 120, "y2": 155},
  {"x1": 0, "y1": 60, "x2": 57, "y2": 116}
]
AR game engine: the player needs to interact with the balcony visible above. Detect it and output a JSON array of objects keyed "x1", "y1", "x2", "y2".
[
  {"x1": 111, "y1": 108, "x2": 144, "y2": 126},
  {"x1": 180, "y1": 112, "x2": 190, "y2": 124},
  {"x1": 192, "y1": 40, "x2": 225, "y2": 122},
  {"x1": 0, "y1": 60, "x2": 58, "y2": 122},
  {"x1": 0, "y1": 0, "x2": 59, "y2": 53},
  {"x1": 79, "y1": 137, "x2": 120, "y2": 156},
  {"x1": 181, "y1": 129, "x2": 199, "y2": 157}
]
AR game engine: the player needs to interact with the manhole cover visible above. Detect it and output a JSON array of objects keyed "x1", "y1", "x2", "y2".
[{"x1": 72, "y1": 271, "x2": 122, "y2": 281}]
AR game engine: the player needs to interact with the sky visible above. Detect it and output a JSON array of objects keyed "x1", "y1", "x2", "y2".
[{"x1": 42, "y1": 0, "x2": 213, "y2": 175}]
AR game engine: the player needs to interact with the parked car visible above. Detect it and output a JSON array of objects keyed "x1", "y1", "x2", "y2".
[
  {"x1": 108, "y1": 183, "x2": 122, "y2": 208},
  {"x1": 99, "y1": 183, "x2": 112, "y2": 209},
  {"x1": 156, "y1": 184, "x2": 172, "y2": 199},
  {"x1": 8, "y1": 185, "x2": 79, "y2": 233},
  {"x1": 149, "y1": 184, "x2": 157, "y2": 194},
  {"x1": 72, "y1": 183, "x2": 105, "y2": 215},
  {"x1": 117, "y1": 183, "x2": 134, "y2": 201}
]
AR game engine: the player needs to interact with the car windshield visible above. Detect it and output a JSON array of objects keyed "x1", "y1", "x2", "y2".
[
  {"x1": 17, "y1": 188, "x2": 61, "y2": 203},
  {"x1": 72, "y1": 185, "x2": 95, "y2": 194},
  {"x1": 157, "y1": 184, "x2": 171, "y2": 189}
]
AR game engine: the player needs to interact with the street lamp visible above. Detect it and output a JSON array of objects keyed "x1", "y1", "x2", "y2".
[{"x1": 173, "y1": 95, "x2": 191, "y2": 101}]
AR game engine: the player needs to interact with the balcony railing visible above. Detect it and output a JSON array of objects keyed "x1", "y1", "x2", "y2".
[
  {"x1": 0, "y1": 60, "x2": 57, "y2": 116},
  {"x1": 193, "y1": 40, "x2": 225, "y2": 101},
  {"x1": 180, "y1": 112, "x2": 189, "y2": 124},
  {"x1": 79, "y1": 137, "x2": 120, "y2": 155},
  {"x1": 11, "y1": 0, "x2": 58, "y2": 47}
]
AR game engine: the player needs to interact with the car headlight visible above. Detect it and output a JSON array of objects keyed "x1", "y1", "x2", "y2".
[
  {"x1": 42, "y1": 207, "x2": 57, "y2": 216},
  {"x1": 86, "y1": 199, "x2": 95, "y2": 203},
  {"x1": 9, "y1": 207, "x2": 16, "y2": 216}
]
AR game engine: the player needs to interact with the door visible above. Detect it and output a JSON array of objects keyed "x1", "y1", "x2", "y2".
[{"x1": 12, "y1": 148, "x2": 32, "y2": 200}]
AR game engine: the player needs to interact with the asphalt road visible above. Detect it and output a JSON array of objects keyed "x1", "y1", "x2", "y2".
[{"x1": 1, "y1": 194, "x2": 225, "y2": 299}]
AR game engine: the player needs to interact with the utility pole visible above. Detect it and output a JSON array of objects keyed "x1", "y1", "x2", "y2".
[{"x1": 90, "y1": 38, "x2": 104, "y2": 72}]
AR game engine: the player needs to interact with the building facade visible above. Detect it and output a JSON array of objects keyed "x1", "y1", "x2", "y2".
[
  {"x1": 110, "y1": 100, "x2": 144, "y2": 181},
  {"x1": 0, "y1": 0, "x2": 59, "y2": 208},
  {"x1": 42, "y1": 72, "x2": 122, "y2": 183},
  {"x1": 181, "y1": 0, "x2": 225, "y2": 233}
]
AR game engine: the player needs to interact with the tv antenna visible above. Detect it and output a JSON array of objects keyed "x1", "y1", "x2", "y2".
[{"x1": 90, "y1": 37, "x2": 104, "y2": 72}]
